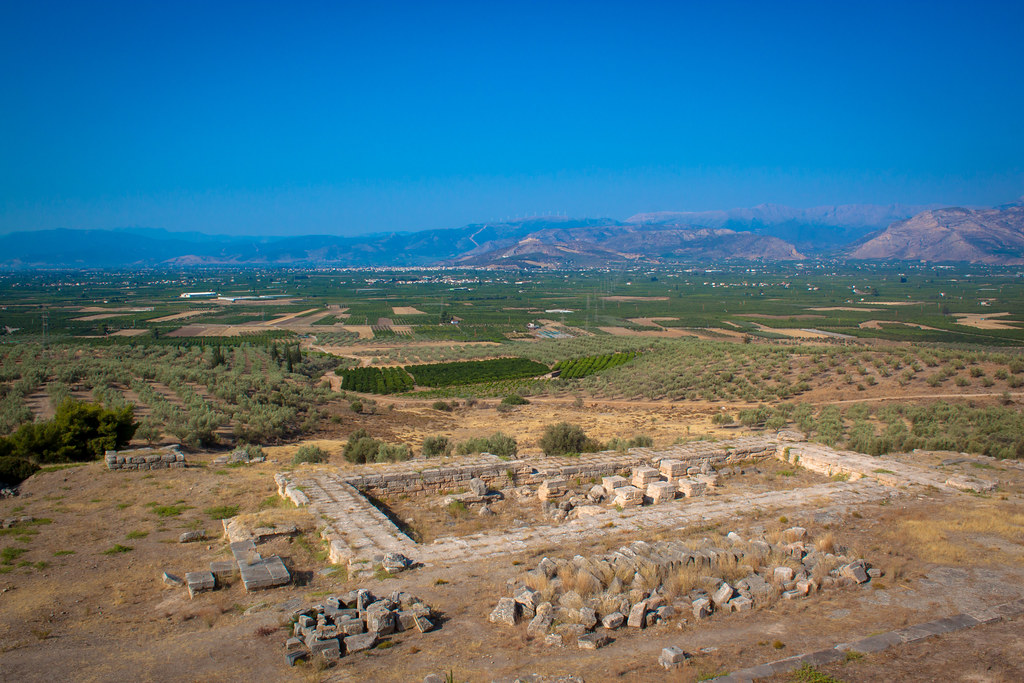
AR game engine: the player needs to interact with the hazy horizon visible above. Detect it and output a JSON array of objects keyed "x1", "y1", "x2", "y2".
[{"x1": 2, "y1": 2, "x2": 1022, "y2": 236}]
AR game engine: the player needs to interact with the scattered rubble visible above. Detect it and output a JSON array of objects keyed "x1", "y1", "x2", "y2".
[
  {"x1": 490, "y1": 529, "x2": 877, "y2": 643},
  {"x1": 284, "y1": 589, "x2": 439, "y2": 665}
]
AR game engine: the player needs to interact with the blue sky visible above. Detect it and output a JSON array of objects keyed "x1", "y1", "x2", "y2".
[{"x1": 1, "y1": 1, "x2": 1022, "y2": 235}]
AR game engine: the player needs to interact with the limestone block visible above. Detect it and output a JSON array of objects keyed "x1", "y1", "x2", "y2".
[
  {"x1": 601, "y1": 475, "x2": 629, "y2": 496},
  {"x1": 367, "y1": 610, "x2": 396, "y2": 635},
  {"x1": 627, "y1": 601, "x2": 647, "y2": 628},
  {"x1": 578, "y1": 607, "x2": 598, "y2": 630},
  {"x1": 613, "y1": 485, "x2": 644, "y2": 507},
  {"x1": 711, "y1": 582, "x2": 734, "y2": 609},
  {"x1": 728, "y1": 595, "x2": 753, "y2": 612},
  {"x1": 538, "y1": 479, "x2": 567, "y2": 501},
  {"x1": 773, "y1": 566, "x2": 795, "y2": 583},
  {"x1": 659, "y1": 459, "x2": 687, "y2": 478},
  {"x1": 162, "y1": 571, "x2": 183, "y2": 587},
  {"x1": 469, "y1": 477, "x2": 488, "y2": 496},
  {"x1": 343, "y1": 632, "x2": 376, "y2": 653},
  {"x1": 544, "y1": 633, "x2": 564, "y2": 648},
  {"x1": 185, "y1": 571, "x2": 215, "y2": 598},
  {"x1": 677, "y1": 478, "x2": 707, "y2": 498},
  {"x1": 310, "y1": 637, "x2": 341, "y2": 660},
  {"x1": 631, "y1": 466, "x2": 660, "y2": 488},
  {"x1": 692, "y1": 598, "x2": 712, "y2": 619},
  {"x1": 488, "y1": 598, "x2": 519, "y2": 626},
  {"x1": 646, "y1": 481, "x2": 676, "y2": 504},
  {"x1": 841, "y1": 563, "x2": 869, "y2": 584},
  {"x1": 660, "y1": 645, "x2": 688, "y2": 669},
  {"x1": 178, "y1": 530, "x2": 205, "y2": 543},
  {"x1": 601, "y1": 611, "x2": 625, "y2": 629},
  {"x1": 577, "y1": 632, "x2": 611, "y2": 650}
]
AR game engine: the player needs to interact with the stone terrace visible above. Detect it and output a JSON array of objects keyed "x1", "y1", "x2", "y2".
[{"x1": 276, "y1": 435, "x2": 994, "y2": 572}]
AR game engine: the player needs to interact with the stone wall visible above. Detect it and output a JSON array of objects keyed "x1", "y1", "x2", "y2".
[
  {"x1": 105, "y1": 445, "x2": 186, "y2": 471},
  {"x1": 342, "y1": 437, "x2": 779, "y2": 497}
]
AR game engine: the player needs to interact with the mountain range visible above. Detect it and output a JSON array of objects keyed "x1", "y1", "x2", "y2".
[{"x1": 1, "y1": 200, "x2": 1022, "y2": 268}]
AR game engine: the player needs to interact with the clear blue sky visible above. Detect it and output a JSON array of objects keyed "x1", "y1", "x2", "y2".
[{"x1": 1, "y1": 1, "x2": 1022, "y2": 235}]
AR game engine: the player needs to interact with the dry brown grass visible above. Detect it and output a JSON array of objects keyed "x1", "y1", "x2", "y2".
[
  {"x1": 815, "y1": 531, "x2": 837, "y2": 554},
  {"x1": 888, "y1": 502, "x2": 1024, "y2": 566}
]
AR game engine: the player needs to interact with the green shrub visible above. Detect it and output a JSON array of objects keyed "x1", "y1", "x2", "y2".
[
  {"x1": 421, "y1": 436, "x2": 451, "y2": 458},
  {"x1": 454, "y1": 432, "x2": 518, "y2": 458},
  {"x1": 539, "y1": 422, "x2": 588, "y2": 456},
  {"x1": 0, "y1": 456, "x2": 39, "y2": 487},
  {"x1": 431, "y1": 400, "x2": 453, "y2": 412},
  {"x1": 292, "y1": 445, "x2": 328, "y2": 465},
  {"x1": 500, "y1": 394, "x2": 530, "y2": 405},
  {"x1": 0, "y1": 400, "x2": 136, "y2": 464}
]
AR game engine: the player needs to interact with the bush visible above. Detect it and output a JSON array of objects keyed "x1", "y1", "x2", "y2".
[
  {"x1": 500, "y1": 394, "x2": 530, "y2": 405},
  {"x1": 293, "y1": 444, "x2": 328, "y2": 465},
  {"x1": 454, "y1": 432, "x2": 518, "y2": 458},
  {"x1": 539, "y1": 422, "x2": 588, "y2": 456},
  {"x1": 342, "y1": 429, "x2": 379, "y2": 463},
  {"x1": 711, "y1": 413, "x2": 734, "y2": 425},
  {"x1": 0, "y1": 400, "x2": 137, "y2": 464},
  {"x1": 0, "y1": 456, "x2": 39, "y2": 487},
  {"x1": 431, "y1": 401, "x2": 453, "y2": 412},
  {"x1": 421, "y1": 435, "x2": 451, "y2": 458},
  {"x1": 350, "y1": 400, "x2": 363, "y2": 413}
]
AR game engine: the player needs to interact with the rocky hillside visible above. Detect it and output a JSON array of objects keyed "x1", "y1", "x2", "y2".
[
  {"x1": 451, "y1": 225, "x2": 804, "y2": 268},
  {"x1": 849, "y1": 202, "x2": 1024, "y2": 264}
]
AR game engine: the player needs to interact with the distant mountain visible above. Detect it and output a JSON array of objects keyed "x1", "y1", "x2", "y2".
[
  {"x1": 848, "y1": 202, "x2": 1024, "y2": 264},
  {"x1": 451, "y1": 225, "x2": 804, "y2": 267},
  {"x1": 626, "y1": 203, "x2": 925, "y2": 250},
  {"x1": 5, "y1": 201, "x2": 1018, "y2": 268}
]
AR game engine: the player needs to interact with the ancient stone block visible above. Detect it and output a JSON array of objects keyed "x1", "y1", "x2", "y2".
[
  {"x1": 367, "y1": 610, "x2": 396, "y2": 635},
  {"x1": 613, "y1": 485, "x2": 644, "y2": 507},
  {"x1": 660, "y1": 645, "x2": 688, "y2": 669},
  {"x1": 677, "y1": 478, "x2": 707, "y2": 498},
  {"x1": 601, "y1": 475, "x2": 629, "y2": 495},
  {"x1": 414, "y1": 615, "x2": 434, "y2": 633},
  {"x1": 488, "y1": 598, "x2": 519, "y2": 626},
  {"x1": 601, "y1": 611, "x2": 625, "y2": 629},
  {"x1": 544, "y1": 633, "x2": 564, "y2": 648},
  {"x1": 774, "y1": 566, "x2": 795, "y2": 583},
  {"x1": 692, "y1": 598, "x2": 712, "y2": 619},
  {"x1": 343, "y1": 632, "x2": 376, "y2": 653},
  {"x1": 646, "y1": 481, "x2": 676, "y2": 503},
  {"x1": 627, "y1": 601, "x2": 647, "y2": 628},
  {"x1": 577, "y1": 632, "x2": 611, "y2": 650},
  {"x1": 162, "y1": 571, "x2": 183, "y2": 587},
  {"x1": 185, "y1": 571, "x2": 215, "y2": 598},
  {"x1": 631, "y1": 466, "x2": 660, "y2": 488},
  {"x1": 469, "y1": 477, "x2": 488, "y2": 496},
  {"x1": 711, "y1": 582, "x2": 734, "y2": 609},
  {"x1": 659, "y1": 459, "x2": 687, "y2": 478},
  {"x1": 285, "y1": 650, "x2": 308, "y2": 666},
  {"x1": 728, "y1": 595, "x2": 753, "y2": 612},
  {"x1": 538, "y1": 479, "x2": 567, "y2": 501},
  {"x1": 841, "y1": 562, "x2": 869, "y2": 584},
  {"x1": 310, "y1": 637, "x2": 341, "y2": 660},
  {"x1": 179, "y1": 530, "x2": 205, "y2": 543}
]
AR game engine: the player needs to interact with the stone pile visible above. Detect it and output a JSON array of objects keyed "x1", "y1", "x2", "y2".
[
  {"x1": 537, "y1": 462, "x2": 724, "y2": 518},
  {"x1": 284, "y1": 589, "x2": 437, "y2": 665},
  {"x1": 489, "y1": 529, "x2": 875, "y2": 646},
  {"x1": 105, "y1": 445, "x2": 185, "y2": 471}
]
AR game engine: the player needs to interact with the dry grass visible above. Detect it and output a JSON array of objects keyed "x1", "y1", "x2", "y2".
[
  {"x1": 888, "y1": 502, "x2": 1024, "y2": 566},
  {"x1": 815, "y1": 531, "x2": 836, "y2": 554}
]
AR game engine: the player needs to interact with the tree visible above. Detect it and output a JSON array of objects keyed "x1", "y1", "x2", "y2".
[{"x1": 0, "y1": 400, "x2": 137, "y2": 463}]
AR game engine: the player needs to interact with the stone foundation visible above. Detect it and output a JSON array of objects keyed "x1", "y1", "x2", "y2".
[{"x1": 105, "y1": 445, "x2": 186, "y2": 471}]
